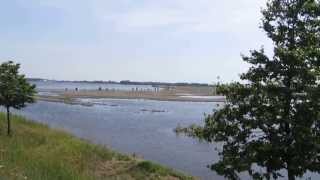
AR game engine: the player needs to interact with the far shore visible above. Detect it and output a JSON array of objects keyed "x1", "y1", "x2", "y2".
[{"x1": 36, "y1": 85, "x2": 226, "y2": 105}]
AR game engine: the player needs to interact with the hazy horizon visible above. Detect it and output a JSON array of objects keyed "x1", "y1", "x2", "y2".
[
  {"x1": 1, "y1": 0, "x2": 273, "y2": 84},
  {"x1": 28, "y1": 77, "x2": 216, "y2": 84}
]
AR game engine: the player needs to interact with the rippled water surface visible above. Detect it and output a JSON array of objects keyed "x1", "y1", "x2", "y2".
[
  {"x1": 10, "y1": 99, "x2": 318, "y2": 180},
  {"x1": 14, "y1": 99, "x2": 223, "y2": 180}
]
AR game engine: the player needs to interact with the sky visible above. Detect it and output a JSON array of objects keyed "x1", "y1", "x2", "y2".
[{"x1": 0, "y1": 0, "x2": 273, "y2": 83}]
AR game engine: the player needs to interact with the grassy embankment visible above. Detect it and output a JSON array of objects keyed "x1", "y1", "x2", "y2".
[{"x1": 0, "y1": 113, "x2": 194, "y2": 180}]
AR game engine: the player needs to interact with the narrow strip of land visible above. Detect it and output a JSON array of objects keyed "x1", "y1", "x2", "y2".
[{"x1": 37, "y1": 85, "x2": 225, "y2": 104}]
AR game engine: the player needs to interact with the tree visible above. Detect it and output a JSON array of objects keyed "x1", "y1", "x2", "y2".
[
  {"x1": 0, "y1": 61, "x2": 36, "y2": 136},
  {"x1": 177, "y1": 0, "x2": 320, "y2": 179}
]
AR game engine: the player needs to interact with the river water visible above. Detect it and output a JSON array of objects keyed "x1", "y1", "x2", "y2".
[
  {"x1": 9, "y1": 81, "x2": 319, "y2": 179},
  {"x1": 32, "y1": 81, "x2": 155, "y2": 91},
  {"x1": 13, "y1": 99, "x2": 224, "y2": 180}
]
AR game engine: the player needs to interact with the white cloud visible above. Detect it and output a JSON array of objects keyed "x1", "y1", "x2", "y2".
[
  {"x1": 2, "y1": 0, "x2": 272, "y2": 83},
  {"x1": 20, "y1": 0, "x2": 268, "y2": 34},
  {"x1": 102, "y1": 0, "x2": 267, "y2": 33}
]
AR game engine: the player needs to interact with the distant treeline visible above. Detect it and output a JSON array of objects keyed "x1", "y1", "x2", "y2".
[
  {"x1": 27, "y1": 78, "x2": 212, "y2": 87},
  {"x1": 119, "y1": 80, "x2": 211, "y2": 87}
]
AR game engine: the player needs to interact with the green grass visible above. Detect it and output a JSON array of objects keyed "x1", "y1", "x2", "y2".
[{"x1": 0, "y1": 113, "x2": 194, "y2": 180}]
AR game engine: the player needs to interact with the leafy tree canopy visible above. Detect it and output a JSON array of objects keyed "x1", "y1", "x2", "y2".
[
  {"x1": 177, "y1": 0, "x2": 320, "y2": 179},
  {"x1": 0, "y1": 61, "x2": 36, "y2": 135}
]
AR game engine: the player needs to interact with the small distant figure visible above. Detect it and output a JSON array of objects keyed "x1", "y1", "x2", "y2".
[
  {"x1": 75, "y1": 87, "x2": 78, "y2": 91},
  {"x1": 98, "y1": 87, "x2": 102, "y2": 91},
  {"x1": 154, "y1": 87, "x2": 160, "y2": 93}
]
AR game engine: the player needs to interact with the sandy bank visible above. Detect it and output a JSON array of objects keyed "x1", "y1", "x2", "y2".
[{"x1": 37, "y1": 86, "x2": 225, "y2": 104}]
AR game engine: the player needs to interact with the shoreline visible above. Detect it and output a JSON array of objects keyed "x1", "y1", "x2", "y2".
[
  {"x1": 36, "y1": 94, "x2": 226, "y2": 106},
  {"x1": 36, "y1": 85, "x2": 225, "y2": 105},
  {"x1": 0, "y1": 113, "x2": 194, "y2": 179}
]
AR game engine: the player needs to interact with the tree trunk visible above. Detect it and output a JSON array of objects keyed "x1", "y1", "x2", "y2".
[
  {"x1": 6, "y1": 106, "x2": 11, "y2": 136},
  {"x1": 288, "y1": 169, "x2": 295, "y2": 180}
]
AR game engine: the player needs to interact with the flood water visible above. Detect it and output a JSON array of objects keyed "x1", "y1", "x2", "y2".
[
  {"x1": 9, "y1": 81, "x2": 319, "y2": 180},
  {"x1": 32, "y1": 81, "x2": 155, "y2": 91},
  {"x1": 13, "y1": 99, "x2": 224, "y2": 180}
]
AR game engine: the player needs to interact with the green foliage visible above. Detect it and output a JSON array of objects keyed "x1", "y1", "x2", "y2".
[
  {"x1": 0, "y1": 61, "x2": 36, "y2": 109},
  {"x1": 0, "y1": 61, "x2": 36, "y2": 135},
  {"x1": 179, "y1": 1, "x2": 320, "y2": 179},
  {"x1": 175, "y1": 124, "x2": 205, "y2": 139}
]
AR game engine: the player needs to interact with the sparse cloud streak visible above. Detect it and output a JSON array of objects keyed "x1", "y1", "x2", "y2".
[{"x1": 0, "y1": 0, "x2": 271, "y2": 83}]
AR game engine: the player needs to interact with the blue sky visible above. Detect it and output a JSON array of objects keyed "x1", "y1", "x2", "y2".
[{"x1": 0, "y1": 0, "x2": 272, "y2": 83}]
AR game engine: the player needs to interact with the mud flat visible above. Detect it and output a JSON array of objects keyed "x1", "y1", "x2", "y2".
[{"x1": 37, "y1": 86, "x2": 225, "y2": 103}]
